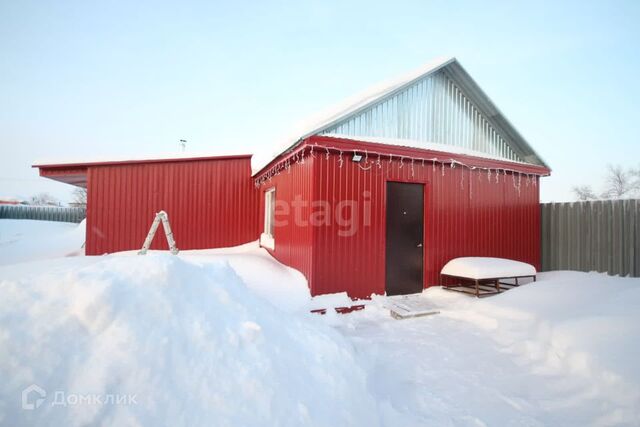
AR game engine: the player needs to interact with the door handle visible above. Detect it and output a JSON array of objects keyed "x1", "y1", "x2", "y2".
[{"x1": 417, "y1": 243, "x2": 423, "y2": 248}]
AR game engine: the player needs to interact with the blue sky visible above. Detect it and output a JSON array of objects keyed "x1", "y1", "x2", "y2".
[{"x1": 1, "y1": 0, "x2": 639, "y2": 202}]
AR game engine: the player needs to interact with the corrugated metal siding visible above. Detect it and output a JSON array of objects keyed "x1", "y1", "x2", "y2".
[
  {"x1": 305, "y1": 138, "x2": 541, "y2": 299},
  {"x1": 258, "y1": 156, "x2": 315, "y2": 286},
  {"x1": 320, "y1": 69, "x2": 523, "y2": 163},
  {"x1": 312, "y1": 146, "x2": 386, "y2": 297},
  {"x1": 541, "y1": 200, "x2": 639, "y2": 277},
  {"x1": 86, "y1": 158, "x2": 257, "y2": 255}
]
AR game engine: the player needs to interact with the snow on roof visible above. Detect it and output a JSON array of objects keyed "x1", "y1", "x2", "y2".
[
  {"x1": 289, "y1": 56, "x2": 456, "y2": 145},
  {"x1": 33, "y1": 151, "x2": 252, "y2": 168},
  {"x1": 255, "y1": 56, "x2": 548, "y2": 172},
  {"x1": 253, "y1": 57, "x2": 456, "y2": 171}
]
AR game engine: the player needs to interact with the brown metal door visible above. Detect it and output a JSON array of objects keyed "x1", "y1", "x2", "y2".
[{"x1": 385, "y1": 182, "x2": 424, "y2": 296}]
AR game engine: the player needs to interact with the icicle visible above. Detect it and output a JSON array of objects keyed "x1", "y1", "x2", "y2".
[
  {"x1": 460, "y1": 167, "x2": 464, "y2": 190},
  {"x1": 432, "y1": 159, "x2": 436, "y2": 173},
  {"x1": 376, "y1": 153, "x2": 382, "y2": 169},
  {"x1": 422, "y1": 158, "x2": 425, "y2": 168},
  {"x1": 411, "y1": 158, "x2": 415, "y2": 177},
  {"x1": 338, "y1": 150, "x2": 344, "y2": 168},
  {"x1": 364, "y1": 150, "x2": 369, "y2": 165},
  {"x1": 325, "y1": 147, "x2": 330, "y2": 160},
  {"x1": 518, "y1": 173, "x2": 522, "y2": 196},
  {"x1": 441, "y1": 162, "x2": 445, "y2": 177},
  {"x1": 300, "y1": 148, "x2": 305, "y2": 164},
  {"x1": 399, "y1": 157, "x2": 404, "y2": 169},
  {"x1": 389, "y1": 154, "x2": 393, "y2": 164},
  {"x1": 310, "y1": 144, "x2": 316, "y2": 158}
]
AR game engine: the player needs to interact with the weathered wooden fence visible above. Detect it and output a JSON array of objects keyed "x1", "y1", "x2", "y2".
[
  {"x1": 0, "y1": 205, "x2": 86, "y2": 223},
  {"x1": 541, "y1": 199, "x2": 640, "y2": 277}
]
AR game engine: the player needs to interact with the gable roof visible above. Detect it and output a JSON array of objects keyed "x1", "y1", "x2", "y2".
[{"x1": 267, "y1": 56, "x2": 547, "y2": 170}]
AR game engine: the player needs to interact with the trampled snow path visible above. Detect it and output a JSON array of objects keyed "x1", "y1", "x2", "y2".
[{"x1": 329, "y1": 306, "x2": 621, "y2": 426}]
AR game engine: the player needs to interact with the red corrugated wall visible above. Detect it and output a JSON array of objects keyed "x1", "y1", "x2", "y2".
[
  {"x1": 86, "y1": 157, "x2": 258, "y2": 255},
  {"x1": 258, "y1": 156, "x2": 315, "y2": 284},
  {"x1": 268, "y1": 136, "x2": 544, "y2": 298}
]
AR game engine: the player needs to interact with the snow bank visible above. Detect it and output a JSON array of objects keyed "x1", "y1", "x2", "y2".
[
  {"x1": 434, "y1": 271, "x2": 640, "y2": 425},
  {"x1": 0, "y1": 254, "x2": 381, "y2": 426},
  {"x1": 0, "y1": 219, "x2": 85, "y2": 266},
  {"x1": 182, "y1": 242, "x2": 311, "y2": 313},
  {"x1": 441, "y1": 257, "x2": 536, "y2": 279}
]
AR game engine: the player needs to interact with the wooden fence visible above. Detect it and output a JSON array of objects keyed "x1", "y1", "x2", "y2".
[
  {"x1": 541, "y1": 199, "x2": 640, "y2": 277},
  {"x1": 0, "y1": 205, "x2": 86, "y2": 223}
]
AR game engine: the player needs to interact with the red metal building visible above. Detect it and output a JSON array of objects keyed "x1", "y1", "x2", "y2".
[
  {"x1": 37, "y1": 155, "x2": 258, "y2": 255},
  {"x1": 255, "y1": 135, "x2": 547, "y2": 299},
  {"x1": 36, "y1": 57, "x2": 550, "y2": 299}
]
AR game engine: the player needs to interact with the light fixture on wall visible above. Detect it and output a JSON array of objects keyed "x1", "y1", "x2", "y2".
[{"x1": 352, "y1": 152, "x2": 363, "y2": 163}]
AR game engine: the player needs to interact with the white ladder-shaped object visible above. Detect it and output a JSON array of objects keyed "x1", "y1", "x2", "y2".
[{"x1": 138, "y1": 210, "x2": 179, "y2": 255}]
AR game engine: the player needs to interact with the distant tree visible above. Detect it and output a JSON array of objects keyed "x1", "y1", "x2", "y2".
[
  {"x1": 572, "y1": 185, "x2": 597, "y2": 201},
  {"x1": 30, "y1": 192, "x2": 60, "y2": 206},
  {"x1": 632, "y1": 165, "x2": 640, "y2": 191},
  {"x1": 600, "y1": 165, "x2": 638, "y2": 199},
  {"x1": 71, "y1": 187, "x2": 87, "y2": 208}
]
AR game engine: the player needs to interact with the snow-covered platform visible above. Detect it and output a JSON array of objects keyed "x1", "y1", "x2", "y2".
[
  {"x1": 385, "y1": 294, "x2": 440, "y2": 319},
  {"x1": 440, "y1": 257, "x2": 537, "y2": 297}
]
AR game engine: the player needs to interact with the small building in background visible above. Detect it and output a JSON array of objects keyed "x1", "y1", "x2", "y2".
[
  {"x1": 35, "y1": 57, "x2": 550, "y2": 298},
  {"x1": 0, "y1": 197, "x2": 25, "y2": 205}
]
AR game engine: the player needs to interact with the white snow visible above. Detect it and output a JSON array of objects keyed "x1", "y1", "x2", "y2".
[
  {"x1": 0, "y1": 254, "x2": 380, "y2": 426},
  {"x1": 1, "y1": 223, "x2": 639, "y2": 426},
  {"x1": 0, "y1": 219, "x2": 85, "y2": 266},
  {"x1": 327, "y1": 272, "x2": 640, "y2": 426},
  {"x1": 180, "y1": 242, "x2": 310, "y2": 313},
  {"x1": 441, "y1": 257, "x2": 537, "y2": 279},
  {"x1": 33, "y1": 151, "x2": 250, "y2": 168}
]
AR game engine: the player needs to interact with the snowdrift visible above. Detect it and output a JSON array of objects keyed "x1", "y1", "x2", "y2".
[
  {"x1": 436, "y1": 271, "x2": 640, "y2": 425},
  {"x1": 0, "y1": 254, "x2": 381, "y2": 426},
  {"x1": 0, "y1": 219, "x2": 85, "y2": 266}
]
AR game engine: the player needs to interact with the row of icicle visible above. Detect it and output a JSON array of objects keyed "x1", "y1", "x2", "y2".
[{"x1": 254, "y1": 143, "x2": 542, "y2": 198}]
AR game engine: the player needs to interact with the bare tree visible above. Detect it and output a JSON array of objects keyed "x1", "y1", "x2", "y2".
[
  {"x1": 632, "y1": 165, "x2": 640, "y2": 192},
  {"x1": 572, "y1": 185, "x2": 597, "y2": 201},
  {"x1": 30, "y1": 192, "x2": 60, "y2": 206},
  {"x1": 600, "y1": 165, "x2": 637, "y2": 199},
  {"x1": 71, "y1": 187, "x2": 87, "y2": 208}
]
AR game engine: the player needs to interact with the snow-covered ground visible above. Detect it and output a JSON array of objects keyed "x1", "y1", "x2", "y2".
[
  {"x1": 0, "y1": 219, "x2": 85, "y2": 266},
  {"x1": 328, "y1": 274, "x2": 640, "y2": 426},
  {"x1": 1, "y1": 219, "x2": 639, "y2": 426}
]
